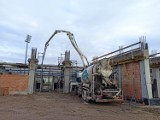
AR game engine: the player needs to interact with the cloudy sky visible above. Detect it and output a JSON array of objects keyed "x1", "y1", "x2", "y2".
[{"x1": 0, "y1": 0, "x2": 160, "y2": 65}]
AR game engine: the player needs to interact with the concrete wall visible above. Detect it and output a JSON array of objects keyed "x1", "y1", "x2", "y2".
[{"x1": 0, "y1": 74, "x2": 28, "y2": 95}]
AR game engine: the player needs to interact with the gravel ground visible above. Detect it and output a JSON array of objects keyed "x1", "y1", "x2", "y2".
[{"x1": 0, "y1": 92, "x2": 160, "y2": 120}]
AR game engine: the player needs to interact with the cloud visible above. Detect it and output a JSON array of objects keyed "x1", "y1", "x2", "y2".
[{"x1": 0, "y1": 0, "x2": 160, "y2": 65}]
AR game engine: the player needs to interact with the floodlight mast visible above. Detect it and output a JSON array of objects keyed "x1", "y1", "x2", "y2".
[
  {"x1": 41, "y1": 30, "x2": 89, "y2": 68},
  {"x1": 24, "y1": 34, "x2": 32, "y2": 64}
]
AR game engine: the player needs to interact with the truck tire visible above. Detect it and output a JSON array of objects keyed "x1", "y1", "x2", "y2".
[
  {"x1": 82, "y1": 90, "x2": 87, "y2": 101},
  {"x1": 82, "y1": 90, "x2": 90, "y2": 102}
]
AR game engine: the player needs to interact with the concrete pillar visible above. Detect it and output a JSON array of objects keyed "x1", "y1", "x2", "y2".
[
  {"x1": 28, "y1": 48, "x2": 38, "y2": 94},
  {"x1": 63, "y1": 67, "x2": 71, "y2": 93},
  {"x1": 154, "y1": 68, "x2": 160, "y2": 97},
  {"x1": 144, "y1": 49, "x2": 153, "y2": 99},
  {"x1": 62, "y1": 51, "x2": 72, "y2": 93}
]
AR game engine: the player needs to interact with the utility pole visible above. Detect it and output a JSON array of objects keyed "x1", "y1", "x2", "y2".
[{"x1": 25, "y1": 35, "x2": 32, "y2": 64}]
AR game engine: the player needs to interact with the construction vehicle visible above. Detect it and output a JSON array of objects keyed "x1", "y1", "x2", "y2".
[
  {"x1": 72, "y1": 58, "x2": 122, "y2": 102},
  {"x1": 42, "y1": 30, "x2": 122, "y2": 102}
]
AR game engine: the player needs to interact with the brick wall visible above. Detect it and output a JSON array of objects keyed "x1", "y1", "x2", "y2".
[
  {"x1": 0, "y1": 74, "x2": 29, "y2": 95},
  {"x1": 121, "y1": 62, "x2": 142, "y2": 101}
]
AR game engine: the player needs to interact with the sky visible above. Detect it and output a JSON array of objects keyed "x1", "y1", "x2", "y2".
[{"x1": 0, "y1": 0, "x2": 160, "y2": 66}]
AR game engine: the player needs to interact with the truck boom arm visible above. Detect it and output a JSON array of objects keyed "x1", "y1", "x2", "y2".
[{"x1": 41, "y1": 30, "x2": 89, "y2": 68}]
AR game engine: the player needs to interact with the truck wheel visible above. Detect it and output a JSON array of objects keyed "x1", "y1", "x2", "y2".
[
  {"x1": 77, "y1": 88, "x2": 82, "y2": 97},
  {"x1": 82, "y1": 90, "x2": 89, "y2": 102},
  {"x1": 78, "y1": 92, "x2": 82, "y2": 97},
  {"x1": 75, "y1": 87, "x2": 78, "y2": 95},
  {"x1": 82, "y1": 90, "x2": 87, "y2": 101}
]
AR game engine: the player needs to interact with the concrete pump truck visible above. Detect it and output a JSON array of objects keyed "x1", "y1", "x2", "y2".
[{"x1": 42, "y1": 30, "x2": 122, "y2": 102}]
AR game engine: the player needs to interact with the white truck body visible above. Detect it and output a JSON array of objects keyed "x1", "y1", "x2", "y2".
[{"x1": 71, "y1": 58, "x2": 123, "y2": 102}]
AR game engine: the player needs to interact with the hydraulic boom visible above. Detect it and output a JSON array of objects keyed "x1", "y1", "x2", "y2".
[{"x1": 41, "y1": 30, "x2": 89, "y2": 68}]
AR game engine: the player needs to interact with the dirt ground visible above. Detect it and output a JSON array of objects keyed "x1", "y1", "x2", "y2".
[{"x1": 0, "y1": 92, "x2": 160, "y2": 120}]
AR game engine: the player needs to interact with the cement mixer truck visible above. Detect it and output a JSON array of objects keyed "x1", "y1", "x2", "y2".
[{"x1": 73, "y1": 58, "x2": 122, "y2": 102}]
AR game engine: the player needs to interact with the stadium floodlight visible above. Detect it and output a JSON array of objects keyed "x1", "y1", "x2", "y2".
[{"x1": 25, "y1": 34, "x2": 32, "y2": 64}]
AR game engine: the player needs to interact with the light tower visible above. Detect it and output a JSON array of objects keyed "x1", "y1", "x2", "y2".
[{"x1": 24, "y1": 34, "x2": 32, "y2": 64}]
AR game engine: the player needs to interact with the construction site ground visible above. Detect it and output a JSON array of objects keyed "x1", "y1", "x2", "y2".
[{"x1": 0, "y1": 92, "x2": 160, "y2": 120}]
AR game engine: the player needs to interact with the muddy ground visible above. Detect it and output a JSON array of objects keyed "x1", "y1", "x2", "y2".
[{"x1": 0, "y1": 92, "x2": 160, "y2": 120}]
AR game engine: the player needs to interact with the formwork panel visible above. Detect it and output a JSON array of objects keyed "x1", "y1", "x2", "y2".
[{"x1": 121, "y1": 62, "x2": 142, "y2": 101}]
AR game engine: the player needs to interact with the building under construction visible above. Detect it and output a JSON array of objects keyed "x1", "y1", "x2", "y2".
[{"x1": 0, "y1": 34, "x2": 160, "y2": 105}]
